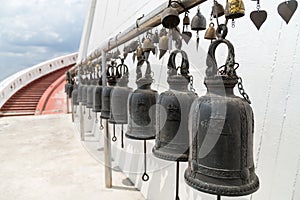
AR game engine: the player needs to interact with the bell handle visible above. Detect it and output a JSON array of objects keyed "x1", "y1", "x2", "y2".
[
  {"x1": 106, "y1": 61, "x2": 117, "y2": 78},
  {"x1": 117, "y1": 63, "x2": 129, "y2": 78},
  {"x1": 167, "y1": 49, "x2": 190, "y2": 80},
  {"x1": 136, "y1": 59, "x2": 152, "y2": 80},
  {"x1": 206, "y1": 38, "x2": 236, "y2": 77}
]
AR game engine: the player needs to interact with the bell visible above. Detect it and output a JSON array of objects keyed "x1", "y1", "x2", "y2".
[
  {"x1": 153, "y1": 49, "x2": 197, "y2": 162},
  {"x1": 159, "y1": 35, "x2": 169, "y2": 59},
  {"x1": 110, "y1": 63, "x2": 132, "y2": 124},
  {"x1": 71, "y1": 85, "x2": 79, "y2": 106},
  {"x1": 126, "y1": 59, "x2": 157, "y2": 140},
  {"x1": 183, "y1": 13, "x2": 190, "y2": 25},
  {"x1": 152, "y1": 30, "x2": 159, "y2": 44},
  {"x1": 212, "y1": 0, "x2": 225, "y2": 18},
  {"x1": 159, "y1": 28, "x2": 168, "y2": 37},
  {"x1": 100, "y1": 62, "x2": 117, "y2": 119},
  {"x1": 143, "y1": 37, "x2": 155, "y2": 54},
  {"x1": 86, "y1": 79, "x2": 97, "y2": 109},
  {"x1": 81, "y1": 79, "x2": 90, "y2": 107},
  {"x1": 126, "y1": 59, "x2": 157, "y2": 182},
  {"x1": 76, "y1": 78, "x2": 84, "y2": 104},
  {"x1": 109, "y1": 62, "x2": 133, "y2": 148},
  {"x1": 204, "y1": 22, "x2": 217, "y2": 40},
  {"x1": 92, "y1": 77, "x2": 102, "y2": 113},
  {"x1": 225, "y1": 0, "x2": 245, "y2": 19},
  {"x1": 184, "y1": 37, "x2": 259, "y2": 196},
  {"x1": 161, "y1": 7, "x2": 180, "y2": 29},
  {"x1": 191, "y1": 8, "x2": 206, "y2": 31}
]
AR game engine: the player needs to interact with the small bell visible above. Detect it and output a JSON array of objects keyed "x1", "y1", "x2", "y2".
[
  {"x1": 191, "y1": 7, "x2": 206, "y2": 50},
  {"x1": 152, "y1": 30, "x2": 159, "y2": 44},
  {"x1": 159, "y1": 35, "x2": 169, "y2": 59},
  {"x1": 212, "y1": 0, "x2": 225, "y2": 18},
  {"x1": 183, "y1": 13, "x2": 190, "y2": 25},
  {"x1": 182, "y1": 12, "x2": 192, "y2": 44},
  {"x1": 159, "y1": 28, "x2": 168, "y2": 37},
  {"x1": 191, "y1": 8, "x2": 207, "y2": 31},
  {"x1": 143, "y1": 37, "x2": 155, "y2": 60},
  {"x1": 204, "y1": 22, "x2": 217, "y2": 41},
  {"x1": 225, "y1": 0, "x2": 245, "y2": 19},
  {"x1": 161, "y1": 7, "x2": 180, "y2": 29}
]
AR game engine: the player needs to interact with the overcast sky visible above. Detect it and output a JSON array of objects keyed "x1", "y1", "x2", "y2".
[{"x1": 0, "y1": 0, "x2": 89, "y2": 81}]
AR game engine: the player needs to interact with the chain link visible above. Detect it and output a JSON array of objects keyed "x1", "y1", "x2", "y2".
[
  {"x1": 189, "y1": 76, "x2": 196, "y2": 93},
  {"x1": 237, "y1": 77, "x2": 251, "y2": 104}
]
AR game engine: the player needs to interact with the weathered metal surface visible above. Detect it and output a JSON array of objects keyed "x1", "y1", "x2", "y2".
[
  {"x1": 153, "y1": 50, "x2": 197, "y2": 162},
  {"x1": 184, "y1": 38, "x2": 259, "y2": 196}
]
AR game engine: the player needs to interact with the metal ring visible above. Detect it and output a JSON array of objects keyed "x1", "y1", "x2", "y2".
[
  {"x1": 142, "y1": 173, "x2": 149, "y2": 181},
  {"x1": 216, "y1": 24, "x2": 228, "y2": 39},
  {"x1": 112, "y1": 136, "x2": 117, "y2": 142},
  {"x1": 100, "y1": 125, "x2": 104, "y2": 130}
]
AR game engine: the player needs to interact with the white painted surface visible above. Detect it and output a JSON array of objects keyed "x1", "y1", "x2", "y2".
[
  {"x1": 0, "y1": 53, "x2": 78, "y2": 108},
  {"x1": 77, "y1": 0, "x2": 300, "y2": 199}
]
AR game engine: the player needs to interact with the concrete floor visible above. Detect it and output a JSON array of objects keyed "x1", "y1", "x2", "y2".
[{"x1": 0, "y1": 114, "x2": 144, "y2": 200}]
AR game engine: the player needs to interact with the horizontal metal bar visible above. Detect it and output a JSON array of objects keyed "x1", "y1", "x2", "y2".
[{"x1": 76, "y1": 0, "x2": 207, "y2": 67}]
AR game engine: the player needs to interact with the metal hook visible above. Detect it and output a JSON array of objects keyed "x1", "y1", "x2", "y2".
[
  {"x1": 136, "y1": 14, "x2": 145, "y2": 29},
  {"x1": 142, "y1": 140, "x2": 149, "y2": 182}
]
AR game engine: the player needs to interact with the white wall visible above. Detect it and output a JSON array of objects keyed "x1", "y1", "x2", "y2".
[{"x1": 78, "y1": 0, "x2": 300, "y2": 200}]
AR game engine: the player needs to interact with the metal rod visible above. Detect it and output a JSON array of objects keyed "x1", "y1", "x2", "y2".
[
  {"x1": 142, "y1": 140, "x2": 149, "y2": 181},
  {"x1": 104, "y1": 119, "x2": 112, "y2": 188},
  {"x1": 175, "y1": 161, "x2": 180, "y2": 200},
  {"x1": 79, "y1": 102, "x2": 84, "y2": 141},
  {"x1": 217, "y1": 195, "x2": 221, "y2": 200},
  {"x1": 66, "y1": 96, "x2": 70, "y2": 113},
  {"x1": 71, "y1": 102, "x2": 74, "y2": 122},
  {"x1": 69, "y1": 0, "x2": 207, "y2": 71},
  {"x1": 121, "y1": 124, "x2": 124, "y2": 148},
  {"x1": 102, "y1": 50, "x2": 112, "y2": 188},
  {"x1": 112, "y1": 124, "x2": 117, "y2": 142}
]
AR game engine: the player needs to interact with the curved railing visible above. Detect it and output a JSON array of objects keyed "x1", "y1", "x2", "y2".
[{"x1": 0, "y1": 52, "x2": 78, "y2": 108}]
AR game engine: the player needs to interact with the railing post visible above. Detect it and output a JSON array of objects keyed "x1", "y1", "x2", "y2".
[{"x1": 102, "y1": 50, "x2": 112, "y2": 188}]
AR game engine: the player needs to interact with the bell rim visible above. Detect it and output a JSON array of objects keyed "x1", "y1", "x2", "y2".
[
  {"x1": 125, "y1": 132, "x2": 156, "y2": 140},
  {"x1": 152, "y1": 147, "x2": 188, "y2": 162},
  {"x1": 184, "y1": 168, "x2": 260, "y2": 196}
]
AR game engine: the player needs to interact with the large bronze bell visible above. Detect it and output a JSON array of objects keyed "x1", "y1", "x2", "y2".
[
  {"x1": 153, "y1": 50, "x2": 197, "y2": 162},
  {"x1": 126, "y1": 59, "x2": 157, "y2": 140},
  {"x1": 92, "y1": 77, "x2": 102, "y2": 113},
  {"x1": 110, "y1": 61, "x2": 132, "y2": 124},
  {"x1": 87, "y1": 78, "x2": 97, "y2": 109},
  {"x1": 225, "y1": 0, "x2": 245, "y2": 19},
  {"x1": 184, "y1": 37, "x2": 259, "y2": 196},
  {"x1": 161, "y1": 7, "x2": 180, "y2": 29},
  {"x1": 81, "y1": 78, "x2": 90, "y2": 107},
  {"x1": 109, "y1": 60, "x2": 133, "y2": 147},
  {"x1": 100, "y1": 61, "x2": 117, "y2": 119},
  {"x1": 126, "y1": 59, "x2": 158, "y2": 182},
  {"x1": 76, "y1": 78, "x2": 85, "y2": 104},
  {"x1": 153, "y1": 50, "x2": 198, "y2": 200},
  {"x1": 72, "y1": 85, "x2": 79, "y2": 106}
]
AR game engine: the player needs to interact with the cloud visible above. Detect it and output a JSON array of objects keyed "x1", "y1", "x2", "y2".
[{"x1": 0, "y1": 0, "x2": 88, "y2": 80}]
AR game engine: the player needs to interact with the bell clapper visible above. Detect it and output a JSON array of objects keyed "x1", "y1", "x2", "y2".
[
  {"x1": 100, "y1": 118, "x2": 104, "y2": 130},
  {"x1": 83, "y1": 106, "x2": 86, "y2": 114},
  {"x1": 88, "y1": 109, "x2": 92, "y2": 120},
  {"x1": 112, "y1": 124, "x2": 117, "y2": 142},
  {"x1": 175, "y1": 161, "x2": 180, "y2": 200},
  {"x1": 121, "y1": 124, "x2": 124, "y2": 148},
  {"x1": 95, "y1": 112, "x2": 98, "y2": 123},
  {"x1": 217, "y1": 195, "x2": 221, "y2": 200},
  {"x1": 142, "y1": 140, "x2": 149, "y2": 182}
]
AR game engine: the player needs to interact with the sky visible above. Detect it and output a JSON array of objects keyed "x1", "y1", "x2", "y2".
[{"x1": 0, "y1": 0, "x2": 89, "y2": 81}]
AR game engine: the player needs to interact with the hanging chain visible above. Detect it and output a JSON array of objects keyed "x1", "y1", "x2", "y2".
[
  {"x1": 189, "y1": 76, "x2": 196, "y2": 93},
  {"x1": 237, "y1": 77, "x2": 251, "y2": 104},
  {"x1": 256, "y1": 0, "x2": 261, "y2": 11}
]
